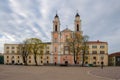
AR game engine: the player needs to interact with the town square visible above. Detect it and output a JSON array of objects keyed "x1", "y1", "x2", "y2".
[
  {"x1": 0, "y1": 0, "x2": 120, "y2": 80},
  {"x1": 0, "y1": 65, "x2": 120, "y2": 80}
]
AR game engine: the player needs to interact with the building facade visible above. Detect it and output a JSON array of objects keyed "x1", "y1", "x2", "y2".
[
  {"x1": 109, "y1": 52, "x2": 120, "y2": 66},
  {"x1": 4, "y1": 43, "x2": 51, "y2": 65},
  {"x1": 4, "y1": 13, "x2": 108, "y2": 66}
]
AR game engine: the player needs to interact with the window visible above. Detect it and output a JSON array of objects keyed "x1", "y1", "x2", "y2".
[
  {"x1": 17, "y1": 47, "x2": 19, "y2": 49},
  {"x1": 18, "y1": 60, "x2": 19, "y2": 63},
  {"x1": 41, "y1": 61, "x2": 43, "y2": 63},
  {"x1": 47, "y1": 56, "x2": 49, "y2": 59},
  {"x1": 7, "y1": 51, "x2": 9, "y2": 53},
  {"x1": 93, "y1": 62, "x2": 96, "y2": 64},
  {"x1": 85, "y1": 56, "x2": 88, "y2": 60},
  {"x1": 29, "y1": 60, "x2": 31, "y2": 63},
  {"x1": 55, "y1": 47, "x2": 57, "y2": 52},
  {"x1": 55, "y1": 57, "x2": 57, "y2": 59},
  {"x1": 100, "y1": 51, "x2": 105, "y2": 54},
  {"x1": 29, "y1": 56, "x2": 31, "y2": 59},
  {"x1": 46, "y1": 51, "x2": 49, "y2": 54},
  {"x1": 85, "y1": 62, "x2": 88, "y2": 64},
  {"x1": 93, "y1": 56, "x2": 96, "y2": 60},
  {"x1": 117, "y1": 58, "x2": 120, "y2": 61},
  {"x1": 77, "y1": 24, "x2": 79, "y2": 31},
  {"x1": 7, "y1": 60, "x2": 9, "y2": 63},
  {"x1": 100, "y1": 46, "x2": 105, "y2": 48},
  {"x1": 7, "y1": 56, "x2": 9, "y2": 58},
  {"x1": 64, "y1": 46, "x2": 69, "y2": 54},
  {"x1": 18, "y1": 56, "x2": 19, "y2": 59},
  {"x1": 55, "y1": 25, "x2": 57, "y2": 31},
  {"x1": 47, "y1": 61, "x2": 49, "y2": 64},
  {"x1": 92, "y1": 51, "x2": 97, "y2": 54},
  {"x1": 54, "y1": 38, "x2": 57, "y2": 42},
  {"x1": 12, "y1": 51, "x2": 15, "y2": 53},
  {"x1": 6, "y1": 47, "x2": 9, "y2": 49},
  {"x1": 41, "y1": 56, "x2": 43, "y2": 59},
  {"x1": 47, "y1": 46, "x2": 49, "y2": 49},
  {"x1": 12, "y1": 56, "x2": 14, "y2": 59},
  {"x1": 92, "y1": 46, "x2": 97, "y2": 48},
  {"x1": 12, "y1": 47, "x2": 15, "y2": 49}
]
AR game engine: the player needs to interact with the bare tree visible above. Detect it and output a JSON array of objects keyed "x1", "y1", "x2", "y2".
[
  {"x1": 67, "y1": 32, "x2": 83, "y2": 64},
  {"x1": 28, "y1": 38, "x2": 45, "y2": 66},
  {"x1": 81, "y1": 35, "x2": 89, "y2": 67},
  {"x1": 19, "y1": 39, "x2": 31, "y2": 65}
]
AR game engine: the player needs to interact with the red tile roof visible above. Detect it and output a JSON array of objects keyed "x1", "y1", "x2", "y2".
[
  {"x1": 87, "y1": 40, "x2": 108, "y2": 44},
  {"x1": 109, "y1": 52, "x2": 120, "y2": 57}
]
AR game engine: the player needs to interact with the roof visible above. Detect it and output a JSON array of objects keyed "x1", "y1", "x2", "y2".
[
  {"x1": 55, "y1": 14, "x2": 59, "y2": 18},
  {"x1": 109, "y1": 52, "x2": 120, "y2": 57},
  {"x1": 75, "y1": 13, "x2": 80, "y2": 17},
  {"x1": 61, "y1": 28, "x2": 73, "y2": 32},
  {"x1": 87, "y1": 40, "x2": 108, "y2": 44}
]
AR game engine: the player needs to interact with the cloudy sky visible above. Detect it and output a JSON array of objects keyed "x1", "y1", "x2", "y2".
[{"x1": 0, "y1": 0, "x2": 120, "y2": 53}]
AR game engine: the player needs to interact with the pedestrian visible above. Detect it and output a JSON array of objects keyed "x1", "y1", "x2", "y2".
[{"x1": 101, "y1": 61, "x2": 103, "y2": 69}]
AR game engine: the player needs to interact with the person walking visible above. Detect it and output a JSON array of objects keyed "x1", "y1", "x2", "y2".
[{"x1": 101, "y1": 61, "x2": 103, "y2": 69}]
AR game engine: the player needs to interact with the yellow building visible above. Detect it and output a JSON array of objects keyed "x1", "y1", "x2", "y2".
[
  {"x1": 4, "y1": 43, "x2": 51, "y2": 65},
  {"x1": 85, "y1": 41, "x2": 108, "y2": 66}
]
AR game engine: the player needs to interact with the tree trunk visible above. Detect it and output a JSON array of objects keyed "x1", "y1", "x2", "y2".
[
  {"x1": 22, "y1": 56, "x2": 27, "y2": 65},
  {"x1": 73, "y1": 49, "x2": 76, "y2": 64},
  {"x1": 34, "y1": 54, "x2": 38, "y2": 66},
  {"x1": 82, "y1": 50, "x2": 85, "y2": 67}
]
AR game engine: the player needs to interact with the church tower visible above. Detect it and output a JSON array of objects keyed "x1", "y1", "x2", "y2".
[
  {"x1": 53, "y1": 14, "x2": 60, "y2": 32},
  {"x1": 74, "y1": 13, "x2": 82, "y2": 33},
  {"x1": 52, "y1": 14, "x2": 60, "y2": 64}
]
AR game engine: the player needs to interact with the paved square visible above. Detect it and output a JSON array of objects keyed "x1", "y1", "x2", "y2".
[{"x1": 0, "y1": 65, "x2": 120, "y2": 80}]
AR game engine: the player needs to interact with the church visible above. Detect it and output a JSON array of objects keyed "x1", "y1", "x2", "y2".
[{"x1": 4, "y1": 13, "x2": 108, "y2": 66}]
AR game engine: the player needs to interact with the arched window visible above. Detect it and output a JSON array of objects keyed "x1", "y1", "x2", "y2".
[
  {"x1": 77, "y1": 24, "x2": 79, "y2": 31},
  {"x1": 55, "y1": 25, "x2": 57, "y2": 31}
]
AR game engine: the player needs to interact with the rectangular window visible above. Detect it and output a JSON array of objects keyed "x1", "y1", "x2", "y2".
[
  {"x1": 93, "y1": 62, "x2": 96, "y2": 64},
  {"x1": 54, "y1": 38, "x2": 57, "y2": 42},
  {"x1": 12, "y1": 47, "x2": 15, "y2": 49},
  {"x1": 7, "y1": 51, "x2": 9, "y2": 53},
  {"x1": 100, "y1": 51, "x2": 105, "y2": 54},
  {"x1": 47, "y1": 46, "x2": 49, "y2": 49},
  {"x1": 29, "y1": 60, "x2": 31, "y2": 63},
  {"x1": 92, "y1": 46, "x2": 97, "y2": 48},
  {"x1": 12, "y1": 56, "x2": 14, "y2": 59},
  {"x1": 7, "y1": 60, "x2": 9, "y2": 63},
  {"x1": 92, "y1": 51, "x2": 97, "y2": 54},
  {"x1": 41, "y1": 61, "x2": 43, "y2": 63},
  {"x1": 6, "y1": 47, "x2": 9, "y2": 49},
  {"x1": 7, "y1": 56, "x2": 9, "y2": 58},
  {"x1": 46, "y1": 51, "x2": 49, "y2": 54},
  {"x1": 93, "y1": 56, "x2": 96, "y2": 60},
  {"x1": 100, "y1": 46, "x2": 105, "y2": 48},
  {"x1": 64, "y1": 46, "x2": 69, "y2": 54},
  {"x1": 18, "y1": 56, "x2": 19, "y2": 59},
  {"x1": 12, "y1": 51, "x2": 15, "y2": 53},
  {"x1": 55, "y1": 47, "x2": 57, "y2": 52},
  {"x1": 117, "y1": 58, "x2": 120, "y2": 61},
  {"x1": 41, "y1": 56, "x2": 43, "y2": 59},
  {"x1": 29, "y1": 56, "x2": 31, "y2": 59}
]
